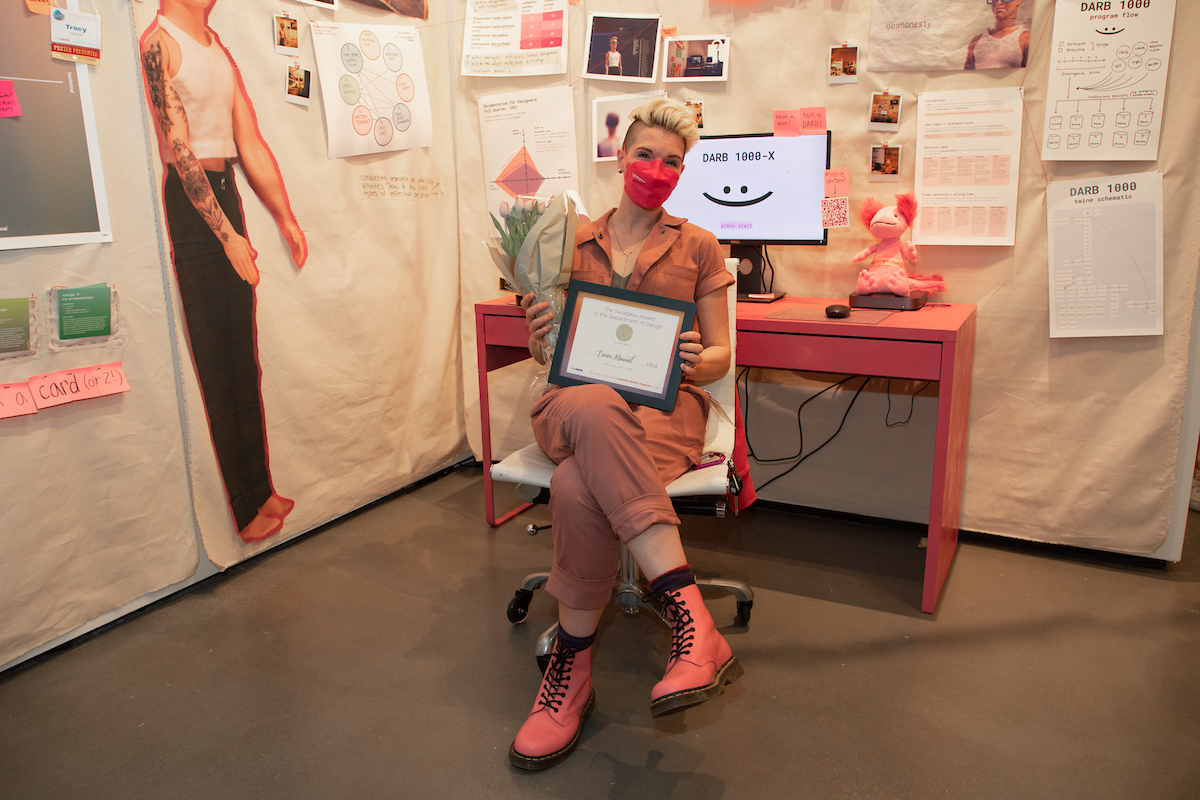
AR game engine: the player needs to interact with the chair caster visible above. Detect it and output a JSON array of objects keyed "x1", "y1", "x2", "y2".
[
  {"x1": 526, "y1": 523, "x2": 550, "y2": 536},
  {"x1": 507, "y1": 589, "x2": 534, "y2": 624},
  {"x1": 735, "y1": 600, "x2": 753, "y2": 626}
]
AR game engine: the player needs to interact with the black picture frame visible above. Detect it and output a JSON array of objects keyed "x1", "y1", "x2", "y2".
[{"x1": 548, "y1": 281, "x2": 695, "y2": 412}]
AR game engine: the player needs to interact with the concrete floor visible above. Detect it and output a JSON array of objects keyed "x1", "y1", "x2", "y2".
[{"x1": 1, "y1": 466, "x2": 1198, "y2": 799}]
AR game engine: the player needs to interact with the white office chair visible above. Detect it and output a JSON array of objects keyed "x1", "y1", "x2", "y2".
[{"x1": 492, "y1": 259, "x2": 754, "y2": 667}]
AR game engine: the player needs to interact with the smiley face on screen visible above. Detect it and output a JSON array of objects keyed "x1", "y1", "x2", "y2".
[{"x1": 703, "y1": 183, "x2": 773, "y2": 207}]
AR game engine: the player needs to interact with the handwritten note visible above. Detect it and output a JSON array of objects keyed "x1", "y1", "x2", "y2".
[
  {"x1": 0, "y1": 383, "x2": 38, "y2": 420},
  {"x1": 661, "y1": 26, "x2": 678, "y2": 37},
  {"x1": 91, "y1": 362, "x2": 131, "y2": 396},
  {"x1": 821, "y1": 197, "x2": 850, "y2": 229},
  {"x1": 29, "y1": 369, "x2": 100, "y2": 409},
  {"x1": 25, "y1": 0, "x2": 51, "y2": 14},
  {"x1": 824, "y1": 168, "x2": 849, "y2": 198},
  {"x1": 773, "y1": 110, "x2": 800, "y2": 137},
  {"x1": 800, "y1": 107, "x2": 826, "y2": 135},
  {"x1": 0, "y1": 81, "x2": 22, "y2": 119}
]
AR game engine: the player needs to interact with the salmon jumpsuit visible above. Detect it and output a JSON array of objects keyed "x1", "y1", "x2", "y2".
[{"x1": 532, "y1": 209, "x2": 734, "y2": 610}]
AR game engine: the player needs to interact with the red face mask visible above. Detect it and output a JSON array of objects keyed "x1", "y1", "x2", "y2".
[{"x1": 624, "y1": 159, "x2": 681, "y2": 209}]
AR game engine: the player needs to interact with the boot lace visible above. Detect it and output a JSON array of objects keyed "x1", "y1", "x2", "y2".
[
  {"x1": 659, "y1": 590, "x2": 696, "y2": 664},
  {"x1": 535, "y1": 646, "x2": 576, "y2": 714}
]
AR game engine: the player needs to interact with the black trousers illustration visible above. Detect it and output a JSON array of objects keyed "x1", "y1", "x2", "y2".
[{"x1": 165, "y1": 163, "x2": 272, "y2": 530}]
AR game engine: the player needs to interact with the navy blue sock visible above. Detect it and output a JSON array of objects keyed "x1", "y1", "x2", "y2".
[
  {"x1": 556, "y1": 628, "x2": 596, "y2": 652},
  {"x1": 650, "y1": 565, "x2": 695, "y2": 595}
]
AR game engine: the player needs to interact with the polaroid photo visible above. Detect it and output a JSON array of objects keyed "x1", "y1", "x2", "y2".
[
  {"x1": 593, "y1": 90, "x2": 666, "y2": 162},
  {"x1": 293, "y1": 0, "x2": 339, "y2": 10},
  {"x1": 274, "y1": 14, "x2": 300, "y2": 57},
  {"x1": 286, "y1": 64, "x2": 312, "y2": 107},
  {"x1": 868, "y1": 92, "x2": 901, "y2": 133},
  {"x1": 584, "y1": 14, "x2": 662, "y2": 84},
  {"x1": 663, "y1": 35, "x2": 729, "y2": 83},
  {"x1": 828, "y1": 45, "x2": 858, "y2": 84},
  {"x1": 869, "y1": 144, "x2": 901, "y2": 183}
]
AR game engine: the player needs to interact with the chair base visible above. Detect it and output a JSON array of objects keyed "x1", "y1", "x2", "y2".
[{"x1": 507, "y1": 546, "x2": 755, "y2": 670}]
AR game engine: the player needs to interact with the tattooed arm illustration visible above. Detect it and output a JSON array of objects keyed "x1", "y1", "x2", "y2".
[{"x1": 141, "y1": 29, "x2": 261, "y2": 285}]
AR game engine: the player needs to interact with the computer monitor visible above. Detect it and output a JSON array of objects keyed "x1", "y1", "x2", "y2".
[{"x1": 665, "y1": 132, "x2": 830, "y2": 293}]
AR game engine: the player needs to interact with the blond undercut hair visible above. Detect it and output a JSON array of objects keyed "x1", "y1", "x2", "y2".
[{"x1": 622, "y1": 98, "x2": 700, "y2": 155}]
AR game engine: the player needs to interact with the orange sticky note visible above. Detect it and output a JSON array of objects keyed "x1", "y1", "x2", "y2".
[
  {"x1": 28, "y1": 369, "x2": 100, "y2": 409},
  {"x1": 773, "y1": 110, "x2": 800, "y2": 137},
  {"x1": 91, "y1": 362, "x2": 131, "y2": 396},
  {"x1": 824, "y1": 168, "x2": 849, "y2": 197},
  {"x1": 661, "y1": 26, "x2": 678, "y2": 37},
  {"x1": 0, "y1": 81, "x2": 22, "y2": 119},
  {"x1": 0, "y1": 383, "x2": 38, "y2": 419},
  {"x1": 26, "y1": 0, "x2": 52, "y2": 14},
  {"x1": 799, "y1": 107, "x2": 826, "y2": 135}
]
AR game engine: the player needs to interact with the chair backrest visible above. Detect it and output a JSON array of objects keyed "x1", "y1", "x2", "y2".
[{"x1": 699, "y1": 258, "x2": 739, "y2": 448}]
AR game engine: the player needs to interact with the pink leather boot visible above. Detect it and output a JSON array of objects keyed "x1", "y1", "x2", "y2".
[
  {"x1": 509, "y1": 641, "x2": 595, "y2": 770},
  {"x1": 651, "y1": 584, "x2": 743, "y2": 717}
]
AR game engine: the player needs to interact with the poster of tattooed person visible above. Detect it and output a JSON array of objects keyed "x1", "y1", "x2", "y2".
[{"x1": 140, "y1": 0, "x2": 307, "y2": 544}]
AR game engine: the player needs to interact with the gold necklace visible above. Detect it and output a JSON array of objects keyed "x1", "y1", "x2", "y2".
[{"x1": 610, "y1": 224, "x2": 649, "y2": 256}]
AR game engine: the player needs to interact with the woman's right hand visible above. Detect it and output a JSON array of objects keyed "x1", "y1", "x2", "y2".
[
  {"x1": 520, "y1": 292, "x2": 553, "y2": 365},
  {"x1": 224, "y1": 233, "x2": 260, "y2": 286},
  {"x1": 521, "y1": 292, "x2": 553, "y2": 341}
]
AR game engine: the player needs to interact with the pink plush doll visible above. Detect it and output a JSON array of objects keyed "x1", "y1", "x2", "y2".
[{"x1": 852, "y1": 194, "x2": 945, "y2": 297}]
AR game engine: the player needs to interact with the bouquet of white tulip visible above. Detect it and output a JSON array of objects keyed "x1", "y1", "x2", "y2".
[{"x1": 485, "y1": 192, "x2": 583, "y2": 375}]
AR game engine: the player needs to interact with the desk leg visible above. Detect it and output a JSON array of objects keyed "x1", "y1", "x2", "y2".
[
  {"x1": 922, "y1": 317, "x2": 976, "y2": 613},
  {"x1": 478, "y1": 311, "x2": 534, "y2": 527}
]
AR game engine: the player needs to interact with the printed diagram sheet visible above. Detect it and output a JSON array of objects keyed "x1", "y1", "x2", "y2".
[
  {"x1": 310, "y1": 22, "x2": 432, "y2": 158},
  {"x1": 478, "y1": 86, "x2": 579, "y2": 218},
  {"x1": 914, "y1": 87, "x2": 1022, "y2": 246},
  {"x1": 1041, "y1": 0, "x2": 1176, "y2": 161},
  {"x1": 1046, "y1": 172, "x2": 1163, "y2": 338},
  {"x1": 462, "y1": 0, "x2": 567, "y2": 77}
]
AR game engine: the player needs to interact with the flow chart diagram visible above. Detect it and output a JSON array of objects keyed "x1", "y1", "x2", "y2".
[
  {"x1": 1041, "y1": 0, "x2": 1176, "y2": 161},
  {"x1": 311, "y1": 22, "x2": 432, "y2": 158}
]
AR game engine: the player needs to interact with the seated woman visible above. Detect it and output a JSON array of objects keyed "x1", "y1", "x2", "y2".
[{"x1": 510, "y1": 99, "x2": 740, "y2": 771}]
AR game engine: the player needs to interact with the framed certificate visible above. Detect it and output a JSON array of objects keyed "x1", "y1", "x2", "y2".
[{"x1": 549, "y1": 282, "x2": 695, "y2": 411}]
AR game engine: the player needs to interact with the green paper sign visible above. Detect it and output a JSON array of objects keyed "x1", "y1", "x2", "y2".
[
  {"x1": 0, "y1": 298, "x2": 31, "y2": 353},
  {"x1": 58, "y1": 283, "x2": 111, "y2": 340}
]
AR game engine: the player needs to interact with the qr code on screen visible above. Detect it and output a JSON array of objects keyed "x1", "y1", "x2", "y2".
[{"x1": 821, "y1": 196, "x2": 850, "y2": 228}]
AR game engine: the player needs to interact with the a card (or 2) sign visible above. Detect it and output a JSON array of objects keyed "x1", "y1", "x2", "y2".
[
  {"x1": 28, "y1": 369, "x2": 99, "y2": 409},
  {"x1": 549, "y1": 282, "x2": 694, "y2": 412},
  {"x1": 90, "y1": 362, "x2": 130, "y2": 396},
  {"x1": 821, "y1": 197, "x2": 850, "y2": 228},
  {"x1": 824, "y1": 168, "x2": 849, "y2": 198},
  {"x1": 0, "y1": 81, "x2": 22, "y2": 118},
  {"x1": 0, "y1": 383, "x2": 37, "y2": 419},
  {"x1": 50, "y1": 6, "x2": 102, "y2": 65}
]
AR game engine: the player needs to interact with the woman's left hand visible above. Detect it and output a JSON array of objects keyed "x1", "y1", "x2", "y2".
[{"x1": 678, "y1": 330, "x2": 703, "y2": 377}]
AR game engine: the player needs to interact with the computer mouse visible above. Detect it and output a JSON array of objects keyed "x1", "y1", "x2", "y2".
[{"x1": 825, "y1": 303, "x2": 851, "y2": 319}]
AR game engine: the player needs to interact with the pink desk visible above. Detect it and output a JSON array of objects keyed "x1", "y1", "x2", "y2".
[
  {"x1": 475, "y1": 295, "x2": 977, "y2": 613},
  {"x1": 736, "y1": 298, "x2": 976, "y2": 613}
]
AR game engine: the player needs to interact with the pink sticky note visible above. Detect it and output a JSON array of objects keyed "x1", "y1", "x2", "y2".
[
  {"x1": 0, "y1": 382, "x2": 38, "y2": 419},
  {"x1": 773, "y1": 110, "x2": 800, "y2": 137},
  {"x1": 799, "y1": 107, "x2": 826, "y2": 135},
  {"x1": 661, "y1": 26, "x2": 678, "y2": 37},
  {"x1": 28, "y1": 369, "x2": 101, "y2": 409},
  {"x1": 91, "y1": 362, "x2": 131, "y2": 396},
  {"x1": 0, "y1": 81, "x2": 22, "y2": 119},
  {"x1": 824, "y1": 168, "x2": 850, "y2": 198},
  {"x1": 821, "y1": 197, "x2": 850, "y2": 229}
]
